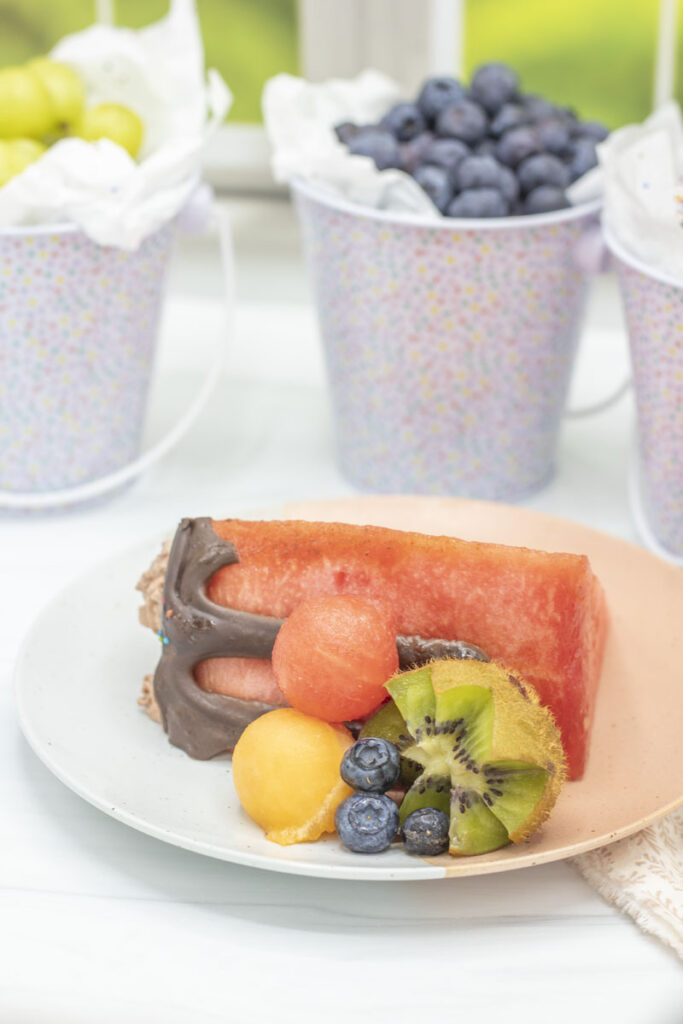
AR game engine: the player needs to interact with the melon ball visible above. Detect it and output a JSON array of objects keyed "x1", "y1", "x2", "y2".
[
  {"x1": 232, "y1": 708, "x2": 354, "y2": 846},
  {"x1": 272, "y1": 594, "x2": 399, "y2": 722}
]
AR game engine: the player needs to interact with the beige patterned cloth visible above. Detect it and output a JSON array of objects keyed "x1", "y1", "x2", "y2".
[{"x1": 572, "y1": 808, "x2": 683, "y2": 959}]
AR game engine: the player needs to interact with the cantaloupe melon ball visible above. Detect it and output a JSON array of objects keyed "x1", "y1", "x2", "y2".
[{"x1": 232, "y1": 708, "x2": 354, "y2": 846}]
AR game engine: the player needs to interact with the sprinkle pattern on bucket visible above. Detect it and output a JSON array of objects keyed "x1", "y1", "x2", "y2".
[
  {"x1": 295, "y1": 191, "x2": 596, "y2": 500},
  {"x1": 615, "y1": 258, "x2": 683, "y2": 555},
  {"x1": 0, "y1": 225, "x2": 173, "y2": 494}
]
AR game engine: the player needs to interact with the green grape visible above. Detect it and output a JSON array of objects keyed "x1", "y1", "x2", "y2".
[
  {"x1": 77, "y1": 103, "x2": 144, "y2": 159},
  {"x1": 28, "y1": 58, "x2": 85, "y2": 137},
  {"x1": 0, "y1": 138, "x2": 47, "y2": 187},
  {"x1": 0, "y1": 67, "x2": 53, "y2": 140}
]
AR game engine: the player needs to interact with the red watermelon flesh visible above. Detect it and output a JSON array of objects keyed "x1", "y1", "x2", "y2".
[
  {"x1": 198, "y1": 519, "x2": 608, "y2": 780},
  {"x1": 195, "y1": 656, "x2": 287, "y2": 706}
]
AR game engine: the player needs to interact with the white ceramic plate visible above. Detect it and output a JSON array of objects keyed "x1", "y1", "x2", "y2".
[{"x1": 15, "y1": 496, "x2": 683, "y2": 880}]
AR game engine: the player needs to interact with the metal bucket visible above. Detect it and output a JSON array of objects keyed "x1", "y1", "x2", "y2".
[{"x1": 293, "y1": 178, "x2": 602, "y2": 501}]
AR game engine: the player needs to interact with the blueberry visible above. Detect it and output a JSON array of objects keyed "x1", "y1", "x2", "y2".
[
  {"x1": 413, "y1": 164, "x2": 453, "y2": 213},
  {"x1": 469, "y1": 62, "x2": 519, "y2": 114},
  {"x1": 447, "y1": 187, "x2": 509, "y2": 218},
  {"x1": 517, "y1": 153, "x2": 569, "y2": 194},
  {"x1": 496, "y1": 125, "x2": 540, "y2": 167},
  {"x1": 456, "y1": 154, "x2": 517, "y2": 205},
  {"x1": 420, "y1": 137, "x2": 470, "y2": 180},
  {"x1": 436, "y1": 100, "x2": 488, "y2": 145},
  {"x1": 334, "y1": 121, "x2": 362, "y2": 145},
  {"x1": 489, "y1": 102, "x2": 530, "y2": 138},
  {"x1": 456, "y1": 154, "x2": 500, "y2": 190},
  {"x1": 401, "y1": 807, "x2": 450, "y2": 856},
  {"x1": 399, "y1": 130, "x2": 434, "y2": 173},
  {"x1": 335, "y1": 793, "x2": 399, "y2": 853},
  {"x1": 417, "y1": 76, "x2": 466, "y2": 123},
  {"x1": 523, "y1": 185, "x2": 570, "y2": 215},
  {"x1": 557, "y1": 106, "x2": 580, "y2": 131},
  {"x1": 521, "y1": 94, "x2": 557, "y2": 122},
  {"x1": 574, "y1": 119, "x2": 609, "y2": 143},
  {"x1": 473, "y1": 138, "x2": 497, "y2": 158},
  {"x1": 455, "y1": 154, "x2": 519, "y2": 206},
  {"x1": 567, "y1": 137, "x2": 598, "y2": 181},
  {"x1": 534, "y1": 118, "x2": 571, "y2": 156},
  {"x1": 348, "y1": 129, "x2": 400, "y2": 170},
  {"x1": 495, "y1": 164, "x2": 519, "y2": 206},
  {"x1": 380, "y1": 102, "x2": 426, "y2": 142},
  {"x1": 340, "y1": 738, "x2": 402, "y2": 792}
]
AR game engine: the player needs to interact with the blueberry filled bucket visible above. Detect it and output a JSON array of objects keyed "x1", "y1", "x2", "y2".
[
  {"x1": 292, "y1": 179, "x2": 601, "y2": 500},
  {"x1": 606, "y1": 229, "x2": 683, "y2": 559}
]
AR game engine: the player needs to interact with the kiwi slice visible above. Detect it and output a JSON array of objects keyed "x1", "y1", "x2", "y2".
[
  {"x1": 382, "y1": 659, "x2": 567, "y2": 856},
  {"x1": 359, "y1": 700, "x2": 422, "y2": 787}
]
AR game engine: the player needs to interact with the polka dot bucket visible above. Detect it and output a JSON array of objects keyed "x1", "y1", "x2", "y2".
[
  {"x1": 607, "y1": 229, "x2": 683, "y2": 559},
  {"x1": 293, "y1": 179, "x2": 602, "y2": 501},
  {"x1": 0, "y1": 220, "x2": 174, "y2": 499}
]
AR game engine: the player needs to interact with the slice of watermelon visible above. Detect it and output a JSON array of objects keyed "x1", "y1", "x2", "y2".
[{"x1": 201, "y1": 519, "x2": 607, "y2": 780}]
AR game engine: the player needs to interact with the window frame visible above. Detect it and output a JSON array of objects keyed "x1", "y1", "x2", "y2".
[{"x1": 201, "y1": 0, "x2": 465, "y2": 192}]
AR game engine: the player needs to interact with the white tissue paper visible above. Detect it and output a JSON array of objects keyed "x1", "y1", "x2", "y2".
[
  {"x1": 263, "y1": 71, "x2": 439, "y2": 215},
  {"x1": 573, "y1": 101, "x2": 683, "y2": 278},
  {"x1": 0, "y1": 0, "x2": 231, "y2": 250}
]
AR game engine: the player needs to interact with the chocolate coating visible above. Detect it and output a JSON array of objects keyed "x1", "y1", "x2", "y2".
[
  {"x1": 154, "y1": 517, "x2": 284, "y2": 759},
  {"x1": 397, "y1": 636, "x2": 489, "y2": 668}
]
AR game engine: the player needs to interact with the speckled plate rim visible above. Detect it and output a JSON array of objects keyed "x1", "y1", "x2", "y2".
[{"x1": 14, "y1": 495, "x2": 683, "y2": 881}]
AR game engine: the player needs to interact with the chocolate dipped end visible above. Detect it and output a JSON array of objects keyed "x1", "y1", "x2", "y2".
[{"x1": 153, "y1": 517, "x2": 284, "y2": 759}]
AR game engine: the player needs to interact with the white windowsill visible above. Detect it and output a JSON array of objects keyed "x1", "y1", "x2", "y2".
[{"x1": 202, "y1": 124, "x2": 284, "y2": 194}]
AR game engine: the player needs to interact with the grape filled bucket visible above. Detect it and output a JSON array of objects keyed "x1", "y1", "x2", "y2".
[
  {"x1": 292, "y1": 179, "x2": 601, "y2": 501},
  {"x1": 606, "y1": 229, "x2": 683, "y2": 559},
  {"x1": 0, "y1": 220, "x2": 174, "y2": 501}
]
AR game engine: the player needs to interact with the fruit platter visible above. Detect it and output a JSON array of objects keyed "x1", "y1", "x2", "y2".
[{"x1": 15, "y1": 496, "x2": 683, "y2": 881}]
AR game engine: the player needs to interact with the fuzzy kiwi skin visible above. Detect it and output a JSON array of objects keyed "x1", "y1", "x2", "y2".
[
  {"x1": 385, "y1": 659, "x2": 567, "y2": 854},
  {"x1": 430, "y1": 659, "x2": 567, "y2": 844}
]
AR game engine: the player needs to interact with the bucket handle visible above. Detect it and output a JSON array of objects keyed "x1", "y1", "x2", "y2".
[
  {"x1": 564, "y1": 221, "x2": 632, "y2": 419},
  {"x1": 0, "y1": 193, "x2": 231, "y2": 511},
  {"x1": 563, "y1": 374, "x2": 631, "y2": 419}
]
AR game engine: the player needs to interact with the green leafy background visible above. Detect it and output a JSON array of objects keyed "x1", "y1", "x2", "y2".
[{"x1": 0, "y1": 0, "x2": 680, "y2": 127}]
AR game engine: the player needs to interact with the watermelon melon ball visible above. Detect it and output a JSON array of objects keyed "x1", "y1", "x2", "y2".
[
  {"x1": 272, "y1": 595, "x2": 399, "y2": 722},
  {"x1": 232, "y1": 708, "x2": 354, "y2": 845}
]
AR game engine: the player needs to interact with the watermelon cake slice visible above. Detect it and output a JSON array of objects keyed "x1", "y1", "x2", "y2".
[{"x1": 138, "y1": 517, "x2": 608, "y2": 780}]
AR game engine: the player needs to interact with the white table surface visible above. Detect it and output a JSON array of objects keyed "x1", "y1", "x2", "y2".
[{"x1": 1, "y1": 200, "x2": 681, "y2": 1023}]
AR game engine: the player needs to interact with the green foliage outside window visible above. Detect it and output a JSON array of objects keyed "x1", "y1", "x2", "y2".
[
  {"x1": 0, "y1": 0, "x2": 680, "y2": 129},
  {"x1": 0, "y1": 0, "x2": 299, "y2": 124},
  {"x1": 0, "y1": 0, "x2": 94, "y2": 65},
  {"x1": 465, "y1": 0, "x2": 660, "y2": 129},
  {"x1": 115, "y1": 0, "x2": 299, "y2": 123}
]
